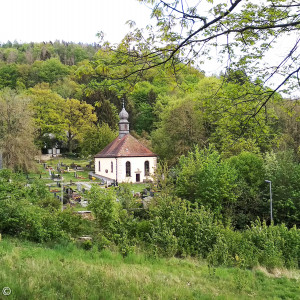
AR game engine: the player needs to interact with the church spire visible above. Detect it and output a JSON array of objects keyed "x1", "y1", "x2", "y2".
[{"x1": 119, "y1": 100, "x2": 129, "y2": 138}]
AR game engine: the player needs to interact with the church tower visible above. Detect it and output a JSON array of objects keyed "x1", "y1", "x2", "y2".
[{"x1": 119, "y1": 100, "x2": 129, "y2": 138}]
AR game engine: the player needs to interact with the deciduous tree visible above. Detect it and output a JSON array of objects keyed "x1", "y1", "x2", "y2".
[
  {"x1": 64, "y1": 98, "x2": 97, "y2": 153},
  {"x1": 0, "y1": 88, "x2": 37, "y2": 171}
]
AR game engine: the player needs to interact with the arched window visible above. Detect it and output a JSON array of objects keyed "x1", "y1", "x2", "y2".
[
  {"x1": 111, "y1": 161, "x2": 113, "y2": 173},
  {"x1": 144, "y1": 160, "x2": 150, "y2": 176},
  {"x1": 98, "y1": 161, "x2": 101, "y2": 172},
  {"x1": 126, "y1": 161, "x2": 131, "y2": 177}
]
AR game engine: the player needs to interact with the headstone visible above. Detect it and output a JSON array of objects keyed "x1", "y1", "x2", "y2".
[{"x1": 80, "y1": 201, "x2": 88, "y2": 208}]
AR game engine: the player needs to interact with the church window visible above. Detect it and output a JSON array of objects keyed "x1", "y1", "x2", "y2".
[
  {"x1": 126, "y1": 161, "x2": 131, "y2": 177},
  {"x1": 98, "y1": 161, "x2": 101, "y2": 172},
  {"x1": 145, "y1": 161, "x2": 150, "y2": 176},
  {"x1": 111, "y1": 161, "x2": 113, "y2": 173}
]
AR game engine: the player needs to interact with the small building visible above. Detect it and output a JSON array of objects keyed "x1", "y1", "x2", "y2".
[{"x1": 94, "y1": 105, "x2": 157, "y2": 184}]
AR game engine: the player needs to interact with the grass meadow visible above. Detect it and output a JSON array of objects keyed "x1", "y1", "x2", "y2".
[{"x1": 0, "y1": 237, "x2": 299, "y2": 300}]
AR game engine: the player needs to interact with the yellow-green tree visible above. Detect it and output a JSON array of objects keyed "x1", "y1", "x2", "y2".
[
  {"x1": 64, "y1": 98, "x2": 97, "y2": 153},
  {"x1": 28, "y1": 83, "x2": 68, "y2": 149}
]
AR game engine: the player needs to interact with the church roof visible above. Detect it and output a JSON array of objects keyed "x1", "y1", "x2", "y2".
[{"x1": 94, "y1": 134, "x2": 157, "y2": 158}]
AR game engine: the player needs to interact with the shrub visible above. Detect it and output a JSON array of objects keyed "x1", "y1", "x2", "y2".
[
  {"x1": 175, "y1": 146, "x2": 238, "y2": 218},
  {"x1": 88, "y1": 186, "x2": 119, "y2": 233},
  {"x1": 208, "y1": 220, "x2": 300, "y2": 269},
  {"x1": 141, "y1": 194, "x2": 221, "y2": 258},
  {"x1": 0, "y1": 198, "x2": 65, "y2": 242},
  {"x1": 82, "y1": 240, "x2": 93, "y2": 250}
]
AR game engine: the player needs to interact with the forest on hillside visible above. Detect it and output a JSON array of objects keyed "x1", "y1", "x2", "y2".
[
  {"x1": 0, "y1": 39, "x2": 299, "y2": 158},
  {"x1": 0, "y1": 1, "x2": 300, "y2": 276},
  {"x1": 0, "y1": 37, "x2": 300, "y2": 229}
]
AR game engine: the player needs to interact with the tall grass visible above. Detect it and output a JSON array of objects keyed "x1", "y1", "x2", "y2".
[{"x1": 0, "y1": 237, "x2": 299, "y2": 300}]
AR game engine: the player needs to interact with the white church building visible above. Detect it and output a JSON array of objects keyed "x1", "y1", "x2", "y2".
[{"x1": 94, "y1": 105, "x2": 157, "y2": 184}]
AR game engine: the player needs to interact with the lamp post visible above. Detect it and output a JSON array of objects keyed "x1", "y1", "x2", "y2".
[
  {"x1": 265, "y1": 180, "x2": 273, "y2": 223},
  {"x1": 61, "y1": 178, "x2": 64, "y2": 212}
]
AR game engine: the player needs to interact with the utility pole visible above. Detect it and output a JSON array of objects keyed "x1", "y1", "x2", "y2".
[{"x1": 265, "y1": 180, "x2": 273, "y2": 223}]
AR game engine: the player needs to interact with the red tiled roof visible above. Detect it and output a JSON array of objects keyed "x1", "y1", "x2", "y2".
[{"x1": 94, "y1": 134, "x2": 157, "y2": 158}]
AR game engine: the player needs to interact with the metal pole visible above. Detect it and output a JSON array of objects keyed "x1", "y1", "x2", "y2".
[
  {"x1": 61, "y1": 180, "x2": 64, "y2": 212},
  {"x1": 269, "y1": 181, "x2": 273, "y2": 223},
  {"x1": 265, "y1": 180, "x2": 273, "y2": 223}
]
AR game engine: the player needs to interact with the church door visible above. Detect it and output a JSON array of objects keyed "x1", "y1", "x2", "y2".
[{"x1": 136, "y1": 174, "x2": 140, "y2": 182}]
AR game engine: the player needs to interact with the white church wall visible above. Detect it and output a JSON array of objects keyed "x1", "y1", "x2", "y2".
[
  {"x1": 94, "y1": 157, "x2": 116, "y2": 181},
  {"x1": 117, "y1": 156, "x2": 157, "y2": 183},
  {"x1": 95, "y1": 156, "x2": 157, "y2": 183}
]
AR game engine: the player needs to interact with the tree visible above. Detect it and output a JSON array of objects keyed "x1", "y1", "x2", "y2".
[
  {"x1": 151, "y1": 75, "x2": 279, "y2": 163},
  {"x1": 52, "y1": 78, "x2": 83, "y2": 99},
  {"x1": 152, "y1": 99, "x2": 207, "y2": 164},
  {"x1": 82, "y1": 89, "x2": 120, "y2": 129},
  {"x1": 28, "y1": 83, "x2": 68, "y2": 149},
  {"x1": 81, "y1": 122, "x2": 117, "y2": 156},
  {"x1": 264, "y1": 150, "x2": 300, "y2": 227},
  {"x1": 64, "y1": 98, "x2": 97, "y2": 153},
  {"x1": 174, "y1": 146, "x2": 237, "y2": 218},
  {"x1": 228, "y1": 152, "x2": 268, "y2": 229},
  {"x1": 0, "y1": 64, "x2": 19, "y2": 89},
  {"x1": 0, "y1": 89, "x2": 37, "y2": 171},
  {"x1": 99, "y1": 0, "x2": 299, "y2": 119},
  {"x1": 273, "y1": 99, "x2": 300, "y2": 154},
  {"x1": 29, "y1": 58, "x2": 70, "y2": 86}
]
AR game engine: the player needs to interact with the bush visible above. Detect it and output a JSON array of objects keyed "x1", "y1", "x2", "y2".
[
  {"x1": 81, "y1": 240, "x2": 93, "y2": 250},
  {"x1": 87, "y1": 186, "x2": 120, "y2": 233},
  {"x1": 0, "y1": 198, "x2": 65, "y2": 242},
  {"x1": 207, "y1": 220, "x2": 300, "y2": 269},
  {"x1": 140, "y1": 194, "x2": 221, "y2": 258},
  {"x1": 175, "y1": 146, "x2": 238, "y2": 218},
  {"x1": 0, "y1": 171, "x2": 92, "y2": 242}
]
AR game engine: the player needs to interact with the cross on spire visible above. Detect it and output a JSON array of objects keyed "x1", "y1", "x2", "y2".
[{"x1": 122, "y1": 99, "x2": 125, "y2": 109}]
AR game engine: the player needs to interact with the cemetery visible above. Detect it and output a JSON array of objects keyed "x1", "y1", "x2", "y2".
[{"x1": 28, "y1": 155, "x2": 153, "y2": 214}]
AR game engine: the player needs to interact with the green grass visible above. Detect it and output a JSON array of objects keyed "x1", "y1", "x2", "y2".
[
  {"x1": 42, "y1": 157, "x2": 92, "y2": 167},
  {"x1": 121, "y1": 183, "x2": 150, "y2": 193},
  {"x1": 30, "y1": 157, "x2": 100, "y2": 183},
  {"x1": 0, "y1": 237, "x2": 299, "y2": 300}
]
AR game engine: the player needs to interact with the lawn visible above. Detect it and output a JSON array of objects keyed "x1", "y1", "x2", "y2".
[
  {"x1": 34, "y1": 157, "x2": 94, "y2": 183},
  {"x1": 0, "y1": 237, "x2": 299, "y2": 300}
]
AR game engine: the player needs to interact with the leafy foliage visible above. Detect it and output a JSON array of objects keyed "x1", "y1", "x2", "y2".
[
  {"x1": 0, "y1": 171, "x2": 88, "y2": 242},
  {"x1": 0, "y1": 88, "x2": 37, "y2": 171},
  {"x1": 175, "y1": 146, "x2": 237, "y2": 218}
]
